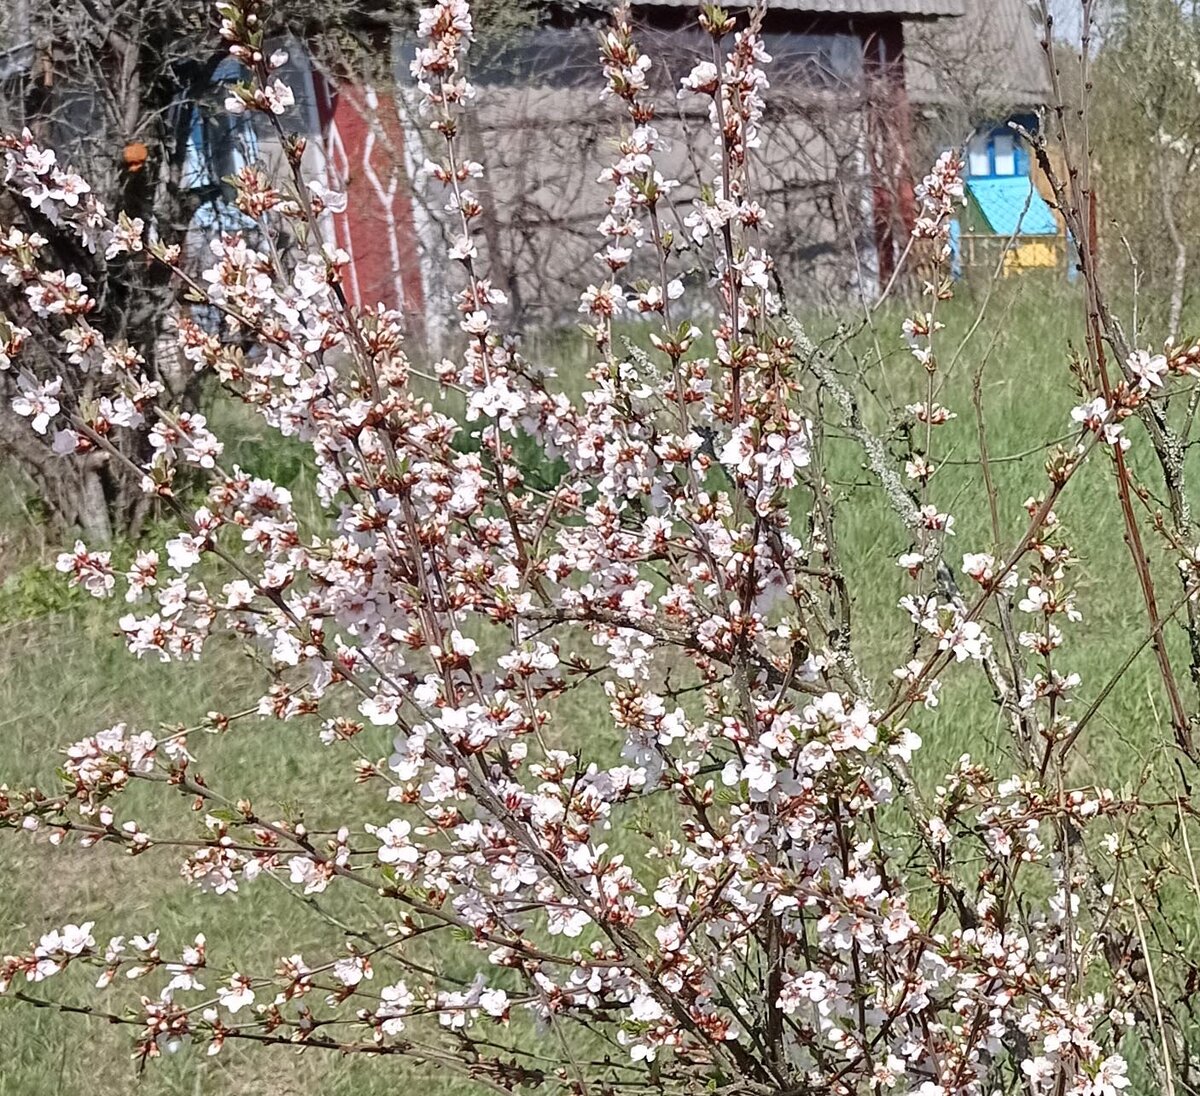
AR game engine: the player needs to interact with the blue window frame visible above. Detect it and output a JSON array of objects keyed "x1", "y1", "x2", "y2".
[
  {"x1": 967, "y1": 128, "x2": 1030, "y2": 178},
  {"x1": 182, "y1": 58, "x2": 260, "y2": 194},
  {"x1": 965, "y1": 115, "x2": 1038, "y2": 179}
]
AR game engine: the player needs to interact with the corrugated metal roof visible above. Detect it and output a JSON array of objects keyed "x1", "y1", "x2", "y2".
[
  {"x1": 968, "y1": 177, "x2": 1058, "y2": 235},
  {"x1": 908, "y1": 0, "x2": 1051, "y2": 109},
  {"x1": 636, "y1": 0, "x2": 964, "y2": 15}
]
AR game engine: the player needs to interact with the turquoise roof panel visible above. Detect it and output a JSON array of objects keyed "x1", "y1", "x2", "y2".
[{"x1": 967, "y1": 177, "x2": 1058, "y2": 236}]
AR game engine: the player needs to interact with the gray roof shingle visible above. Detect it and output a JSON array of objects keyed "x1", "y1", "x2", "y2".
[
  {"x1": 907, "y1": 0, "x2": 1051, "y2": 110},
  {"x1": 637, "y1": 0, "x2": 964, "y2": 15},
  {"x1": 630, "y1": 0, "x2": 1049, "y2": 112}
]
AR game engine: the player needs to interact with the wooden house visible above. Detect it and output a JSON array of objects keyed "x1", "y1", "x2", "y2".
[
  {"x1": 22, "y1": 0, "x2": 1056, "y2": 339},
  {"x1": 907, "y1": 0, "x2": 1065, "y2": 276},
  {"x1": 326, "y1": 1, "x2": 969, "y2": 335}
]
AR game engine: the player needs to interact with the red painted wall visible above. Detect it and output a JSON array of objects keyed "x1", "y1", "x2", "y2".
[
  {"x1": 862, "y1": 20, "x2": 917, "y2": 286},
  {"x1": 320, "y1": 82, "x2": 427, "y2": 338}
]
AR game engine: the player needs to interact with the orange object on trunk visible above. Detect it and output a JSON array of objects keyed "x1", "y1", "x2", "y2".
[{"x1": 123, "y1": 142, "x2": 148, "y2": 173}]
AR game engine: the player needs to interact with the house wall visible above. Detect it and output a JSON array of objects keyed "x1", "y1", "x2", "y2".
[
  {"x1": 356, "y1": 10, "x2": 920, "y2": 334},
  {"x1": 450, "y1": 82, "x2": 878, "y2": 326},
  {"x1": 322, "y1": 83, "x2": 427, "y2": 329}
]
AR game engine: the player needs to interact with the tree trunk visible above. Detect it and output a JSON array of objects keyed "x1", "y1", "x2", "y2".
[
  {"x1": 75, "y1": 467, "x2": 115, "y2": 545},
  {"x1": 1157, "y1": 150, "x2": 1187, "y2": 339},
  {"x1": 1169, "y1": 242, "x2": 1187, "y2": 342}
]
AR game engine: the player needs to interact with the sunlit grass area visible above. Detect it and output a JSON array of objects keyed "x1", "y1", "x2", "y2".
[{"x1": 2, "y1": 278, "x2": 1198, "y2": 1092}]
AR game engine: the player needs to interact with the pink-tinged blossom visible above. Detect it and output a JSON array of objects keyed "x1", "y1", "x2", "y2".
[
  {"x1": 333, "y1": 955, "x2": 372, "y2": 987},
  {"x1": 1126, "y1": 348, "x2": 1168, "y2": 390},
  {"x1": 0, "y1": 2, "x2": 1175, "y2": 1090},
  {"x1": 1083, "y1": 1055, "x2": 1131, "y2": 1096},
  {"x1": 1072, "y1": 396, "x2": 1127, "y2": 449},
  {"x1": 217, "y1": 973, "x2": 255, "y2": 1014},
  {"x1": 56, "y1": 540, "x2": 115, "y2": 598},
  {"x1": 374, "y1": 981, "x2": 413, "y2": 1036},
  {"x1": 912, "y1": 150, "x2": 965, "y2": 248},
  {"x1": 11, "y1": 373, "x2": 61, "y2": 433},
  {"x1": 288, "y1": 856, "x2": 331, "y2": 895},
  {"x1": 366, "y1": 819, "x2": 421, "y2": 876}
]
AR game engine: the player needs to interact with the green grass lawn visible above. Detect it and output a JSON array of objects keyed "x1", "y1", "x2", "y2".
[
  {"x1": 1, "y1": 277, "x2": 1197, "y2": 1092},
  {"x1": 824, "y1": 277, "x2": 1190, "y2": 782}
]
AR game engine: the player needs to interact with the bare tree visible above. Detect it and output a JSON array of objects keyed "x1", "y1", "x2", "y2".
[
  {"x1": 1092, "y1": 0, "x2": 1200, "y2": 338},
  {"x1": 0, "y1": 0, "x2": 396, "y2": 541}
]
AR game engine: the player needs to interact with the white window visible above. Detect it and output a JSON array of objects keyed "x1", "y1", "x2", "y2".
[
  {"x1": 993, "y1": 134, "x2": 1016, "y2": 176},
  {"x1": 968, "y1": 134, "x2": 991, "y2": 177}
]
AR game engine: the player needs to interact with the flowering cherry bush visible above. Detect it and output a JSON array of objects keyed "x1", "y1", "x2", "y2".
[{"x1": 4, "y1": 2, "x2": 1200, "y2": 1093}]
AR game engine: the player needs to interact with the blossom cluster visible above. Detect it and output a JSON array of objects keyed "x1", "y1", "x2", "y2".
[{"x1": 0, "y1": 2, "x2": 1190, "y2": 1094}]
